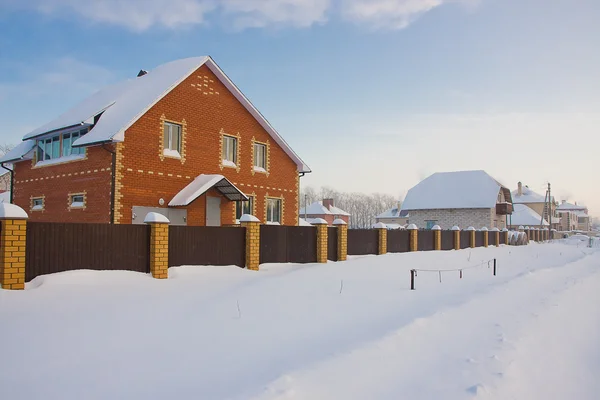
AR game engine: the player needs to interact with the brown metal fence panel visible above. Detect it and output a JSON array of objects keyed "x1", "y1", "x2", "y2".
[
  {"x1": 169, "y1": 226, "x2": 245, "y2": 268},
  {"x1": 347, "y1": 229, "x2": 378, "y2": 255},
  {"x1": 418, "y1": 230, "x2": 435, "y2": 251},
  {"x1": 499, "y1": 232, "x2": 506, "y2": 245},
  {"x1": 460, "y1": 231, "x2": 471, "y2": 249},
  {"x1": 387, "y1": 230, "x2": 410, "y2": 253},
  {"x1": 475, "y1": 231, "x2": 485, "y2": 247},
  {"x1": 327, "y1": 227, "x2": 338, "y2": 261},
  {"x1": 441, "y1": 231, "x2": 454, "y2": 250},
  {"x1": 26, "y1": 222, "x2": 150, "y2": 282},
  {"x1": 260, "y1": 225, "x2": 317, "y2": 264}
]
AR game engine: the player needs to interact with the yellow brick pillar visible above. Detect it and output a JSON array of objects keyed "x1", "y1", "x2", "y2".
[
  {"x1": 0, "y1": 204, "x2": 28, "y2": 290},
  {"x1": 491, "y1": 228, "x2": 500, "y2": 246},
  {"x1": 374, "y1": 222, "x2": 387, "y2": 255},
  {"x1": 407, "y1": 224, "x2": 418, "y2": 252},
  {"x1": 312, "y1": 218, "x2": 328, "y2": 263},
  {"x1": 333, "y1": 219, "x2": 348, "y2": 261},
  {"x1": 452, "y1": 226, "x2": 460, "y2": 250},
  {"x1": 481, "y1": 227, "x2": 489, "y2": 247},
  {"x1": 145, "y1": 212, "x2": 170, "y2": 279},
  {"x1": 466, "y1": 226, "x2": 476, "y2": 248},
  {"x1": 240, "y1": 214, "x2": 261, "y2": 271},
  {"x1": 432, "y1": 225, "x2": 441, "y2": 250},
  {"x1": 503, "y1": 228, "x2": 509, "y2": 245}
]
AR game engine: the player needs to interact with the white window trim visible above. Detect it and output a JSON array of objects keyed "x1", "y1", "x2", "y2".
[
  {"x1": 163, "y1": 121, "x2": 182, "y2": 153},
  {"x1": 222, "y1": 135, "x2": 238, "y2": 167},
  {"x1": 69, "y1": 193, "x2": 86, "y2": 210},
  {"x1": 266, "y1": 197, "x2": 283, "y2": 224},
  {"x1": 163, "y1": 148, "x2": 181, "y2": 159}
]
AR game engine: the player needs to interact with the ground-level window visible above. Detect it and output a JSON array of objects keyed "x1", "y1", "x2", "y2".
[
  {"x1": 235, "y1": 196, "x2": 254, "y2": 220},
  {"x1": 31, "y1": 197, "x2": 44, "y2": 211},
  {"x1": 425, "y1": 220, "x2": 438, "y2": 230},
  {"x1": 222, "y1": 135, "x2": 238, "y2": 166},
  {"x1": 266, "y1": 198, "x2": 282, "y2": 224},
  {"x1": 70, "y1": 194, "x2": 85, "y2": 208}
]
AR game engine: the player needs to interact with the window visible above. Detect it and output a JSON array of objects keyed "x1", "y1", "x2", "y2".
[
  {"x1": 253, "y1": 143, "x2": 266, "y2": 170},
  {"x1": 235, "y1": 196, "x2": 254, "y2": 220},
  {"x1": 70, "y1": 194, "x2": 85, "y2": 208},
  {"x1": 266, "y1": 198, "x2": 282, "y2": 224},
  {"x1": 36, "y1": 129, "x2": 87, "y2": 163},
  {"x1": 163, "y1": 122, "x2": 181, "y2": 155},
  {"x1": 32, "y1": 197, "x2": 44, "y2": 211},
  {"x1": 425, "y1": 220, "x2": 438, "y2": 230},
  {"x1": 222, "y1": 135, "x2": 237, "y2": 166}
]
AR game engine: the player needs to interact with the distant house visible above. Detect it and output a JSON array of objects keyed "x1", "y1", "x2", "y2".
[
  {"x1": 401, "y1": 170, "x2": 513, "y2": 230},
  {"x1": 557, "y1": 201, "x2": 590, "y2": 231},
  {"x1": 511, "y1": 182, "x2": 559, "y2": 229},
  {"x1": 507, "y1": 204, "x2": 549, "y2": 230},
  {"x1": 375, "y1": 202, "x2": 409, "y2": 229},
  {"x1": 299, "y1": 198, "x2": 350, "y2": 226}
]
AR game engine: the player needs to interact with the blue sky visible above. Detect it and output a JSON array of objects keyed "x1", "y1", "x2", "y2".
[{"x1": 1, "y1": 0, "x2": 599, "y2": 214}]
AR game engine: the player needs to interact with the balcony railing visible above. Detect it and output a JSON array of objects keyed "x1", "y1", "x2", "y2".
[{"x1": 496, "y1": 202, "x2": 513, "y2": 215}]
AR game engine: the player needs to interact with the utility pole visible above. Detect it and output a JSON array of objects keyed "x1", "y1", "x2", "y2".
[
  {"x1": 548, "y1": 182, "x2": 552, "y2": 240},
  {"x1": 304, "y1": 194, "x2": 308, "y2": 220}
]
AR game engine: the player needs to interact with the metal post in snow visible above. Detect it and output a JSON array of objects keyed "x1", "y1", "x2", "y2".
[
  {"x1": 493, "y1": 258, "x2": 497, "y2": 276},
  {"x1": 410, "y1": 269, "x2": 415, "y2": 290}
]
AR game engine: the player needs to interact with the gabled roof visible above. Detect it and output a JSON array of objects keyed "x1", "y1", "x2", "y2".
[
  {"x1": 168, "y1": 174, "x2": 247, "y2": 206},
  {"x1": 299, "y1": 201, "x2": 350, "y2": 216},
  {"x1": 510, "y1": 204, "x2": 549, "y2": 226},
  {"x1": 557, "y1": 201, "x2": 586, "y2": 211},
  {"x1": 511, "y1": 186, "x2": 547, "y2": 204},
  {"x1": 376, "y1": 207, "x2": 409, "y2": 219},
  {"x1": 3, "y1": 57, "x2": 310, "y2": 173},
  {"x1": 401, "y1": 170, "x2": 511, "y2": 211}
]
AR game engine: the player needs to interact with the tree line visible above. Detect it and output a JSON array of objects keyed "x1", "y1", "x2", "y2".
[{"x1": 300, "y1": 186, "x2": 401, "y2": 229}]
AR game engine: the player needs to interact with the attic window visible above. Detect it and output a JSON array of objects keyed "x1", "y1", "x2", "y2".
[
  {"x1": 163, "y1": 122, "x2": 181, "y2": 157},
  {"x1": 36, "y1": 128, "x2": 87, "y2": 165}
]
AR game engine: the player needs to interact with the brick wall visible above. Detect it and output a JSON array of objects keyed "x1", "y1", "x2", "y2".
[
  {"x1": 116, "y1": 64, "x2": 300, "y2": 226},
  {"x1": 376, "y1": 217, "x2": 409, "y2": 225},
  {"x1": 408, "y1": 208, "x2": 504, "y2": 230},
  {"x1": 12, "y1": 146, "x2": 113, "y2": 223}
]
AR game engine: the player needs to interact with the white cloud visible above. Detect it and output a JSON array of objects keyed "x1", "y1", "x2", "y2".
[{"x1": 1, "y1": 0, "x2": 477, "y2": 31}]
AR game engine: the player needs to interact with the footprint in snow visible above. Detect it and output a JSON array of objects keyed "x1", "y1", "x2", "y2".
[{"x1": 466, "y1": 383, "x2": 488, "y2": 395}]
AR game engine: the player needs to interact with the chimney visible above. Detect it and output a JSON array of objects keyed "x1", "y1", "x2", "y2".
[
  {"x1": 137, "y1": 69, "x2": 148, "y2": 77},
  {"x1": 397, "y1": 200, "x2": 402, "y2": 211},
  {"x1": 517, "y1": 181, "x2": 522, "y2": 196},
  {"x1": 322, "y1": 198, "x2": 334, "y2": 210}
]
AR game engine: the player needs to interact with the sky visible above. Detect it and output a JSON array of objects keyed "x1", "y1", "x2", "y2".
[{"x1": 0, "y1": 0, "x2": 599, "y2": 215}]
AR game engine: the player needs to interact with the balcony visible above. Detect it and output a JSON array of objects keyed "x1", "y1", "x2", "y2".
[{"x1": 496, "y1": 202, "x2": 513, "y2": 215}]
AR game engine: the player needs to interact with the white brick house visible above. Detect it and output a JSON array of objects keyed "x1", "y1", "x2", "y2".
[{"x1": 401, "y1": 170, "x2": 513, "y2": 230}]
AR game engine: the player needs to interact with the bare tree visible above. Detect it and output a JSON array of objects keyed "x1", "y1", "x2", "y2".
[
  {"x1": 301, "y1": 185, "x2": 398, "y2": 229},
  {"x1": 0, "y1": 143, "x2": 14, "y2": 191}
]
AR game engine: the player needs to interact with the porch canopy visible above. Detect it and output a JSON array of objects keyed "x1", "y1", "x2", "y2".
[{"x1": 168, "y1": 174, "x2": 247, "y2": 206}]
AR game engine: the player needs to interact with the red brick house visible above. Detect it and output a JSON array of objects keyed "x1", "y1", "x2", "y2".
[
  {"x1": 0, "y1": 57, "x2": 310, "y2": 226},
  {"x1": 299, "y1": 198, "x2": 350, "y2": 226}
]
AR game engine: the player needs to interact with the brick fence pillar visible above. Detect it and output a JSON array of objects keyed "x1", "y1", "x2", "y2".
[
  {"x1": 491, "y1": 227, "x2": 500, "y2": 246},
  {"x1": 145, "y1": 212, "x2": 169, "y2": 279},
  {"x1": 240, "y1": 214, "x2": 261, "y2": 270},
  {"x1": 503, "y1": 228, "x2": 509, "y2": 245},
  {"x1": 407, "y1": 224, "x2": 418, "y2": 252},
  {"x1": 312, "y1": 218, "x2": 328, "y2": 263},
  {"x1": 481, "y1": 227, "x2": 489, "y2": 247},
  {"x1": 333, "y1": 219, "x2": 348, "y2": 261},
  {"x1": 373, "y1": 222, "x2": 387, "y2": 255},
  {"x1": 432, "y1": 225, "x2": 441, "y2": 250},
  {"x1": 452, "y1": 226, "x2": 460, "y2": 250},
  {"x1": 0, "y1": 204, "x2": 28, "y2": 290},
  {"x1": 466, "y1": 226, "x2": 476, "y2": 248}
]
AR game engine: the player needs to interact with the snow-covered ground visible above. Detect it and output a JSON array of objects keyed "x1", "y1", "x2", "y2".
[{"x1": 1, "y1": 242, "x2": 599, "y2": 400}]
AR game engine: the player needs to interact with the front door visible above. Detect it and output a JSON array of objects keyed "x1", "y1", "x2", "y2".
[{"x1": 206, "y1": 196, "x2": 221, "y2": 226}]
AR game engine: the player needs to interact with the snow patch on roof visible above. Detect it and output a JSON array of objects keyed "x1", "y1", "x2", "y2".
[
  {"x1": 299, "y1": 201, "x2": 350, "y2": 216},
  {"x1": 511, "y1": 187, "x2": 547, "y2": 204},
  {"x1": 0, "y1": 140, "x2": 36, "y2": 163},
  {"x1": 376, "y1": 207, "x2": 409, "y2": 219},
  {"x1": 557, "y1": 202, "x2": 586, "y2": 211},
  {"x1": 401, "y1": 170, "x2": 509, "y2": 211},
  {"x1": 169, "y1": 174, "x2": 246, "y2": 206},
  {"x1": 510, "y1": 204, "x2": 549, "y2": 227}
]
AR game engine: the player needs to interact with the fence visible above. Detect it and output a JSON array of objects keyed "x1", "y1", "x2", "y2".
[
  {"x1": 25, "y1": 222, "x2": 150, "y2": 282},
  {"x1": 0, "y1": 207, "x2": 531, "y2": 289},
  {"x1": 169, "y1": 226, "x2": 245, "y2": 268}
]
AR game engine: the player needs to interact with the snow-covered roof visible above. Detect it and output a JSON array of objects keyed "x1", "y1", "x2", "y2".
[
  {"x1": 0, "y1": 140, "x2": 36, "y2": 164},
  {"x1": 298, "y1": 218, "x2": 314, "y2": 227},
  {"x1": 376, "y1": 207, "x2": 409, "y2": 219},
  {"x1": 511, "y1": 186, "x2": 547, "y2": 204},
  {"x1": 168, "y1": 174, "x2": 246, "y2": 206},
  {"x1": 509, "y1": 204, "x2": 549, "y2": 227},
  {"x1": 557, "y1": 202, "x2": 586, "y2": 211},
  {"x1": 6, "y1": 57, "x2": 310, "y2": 173},
  {"x1": 299, "y1": 201, "x2": 350, "y2": 216},
  {"x1": 401, "y1": 170, "x2": 511, "y2": 211}
]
